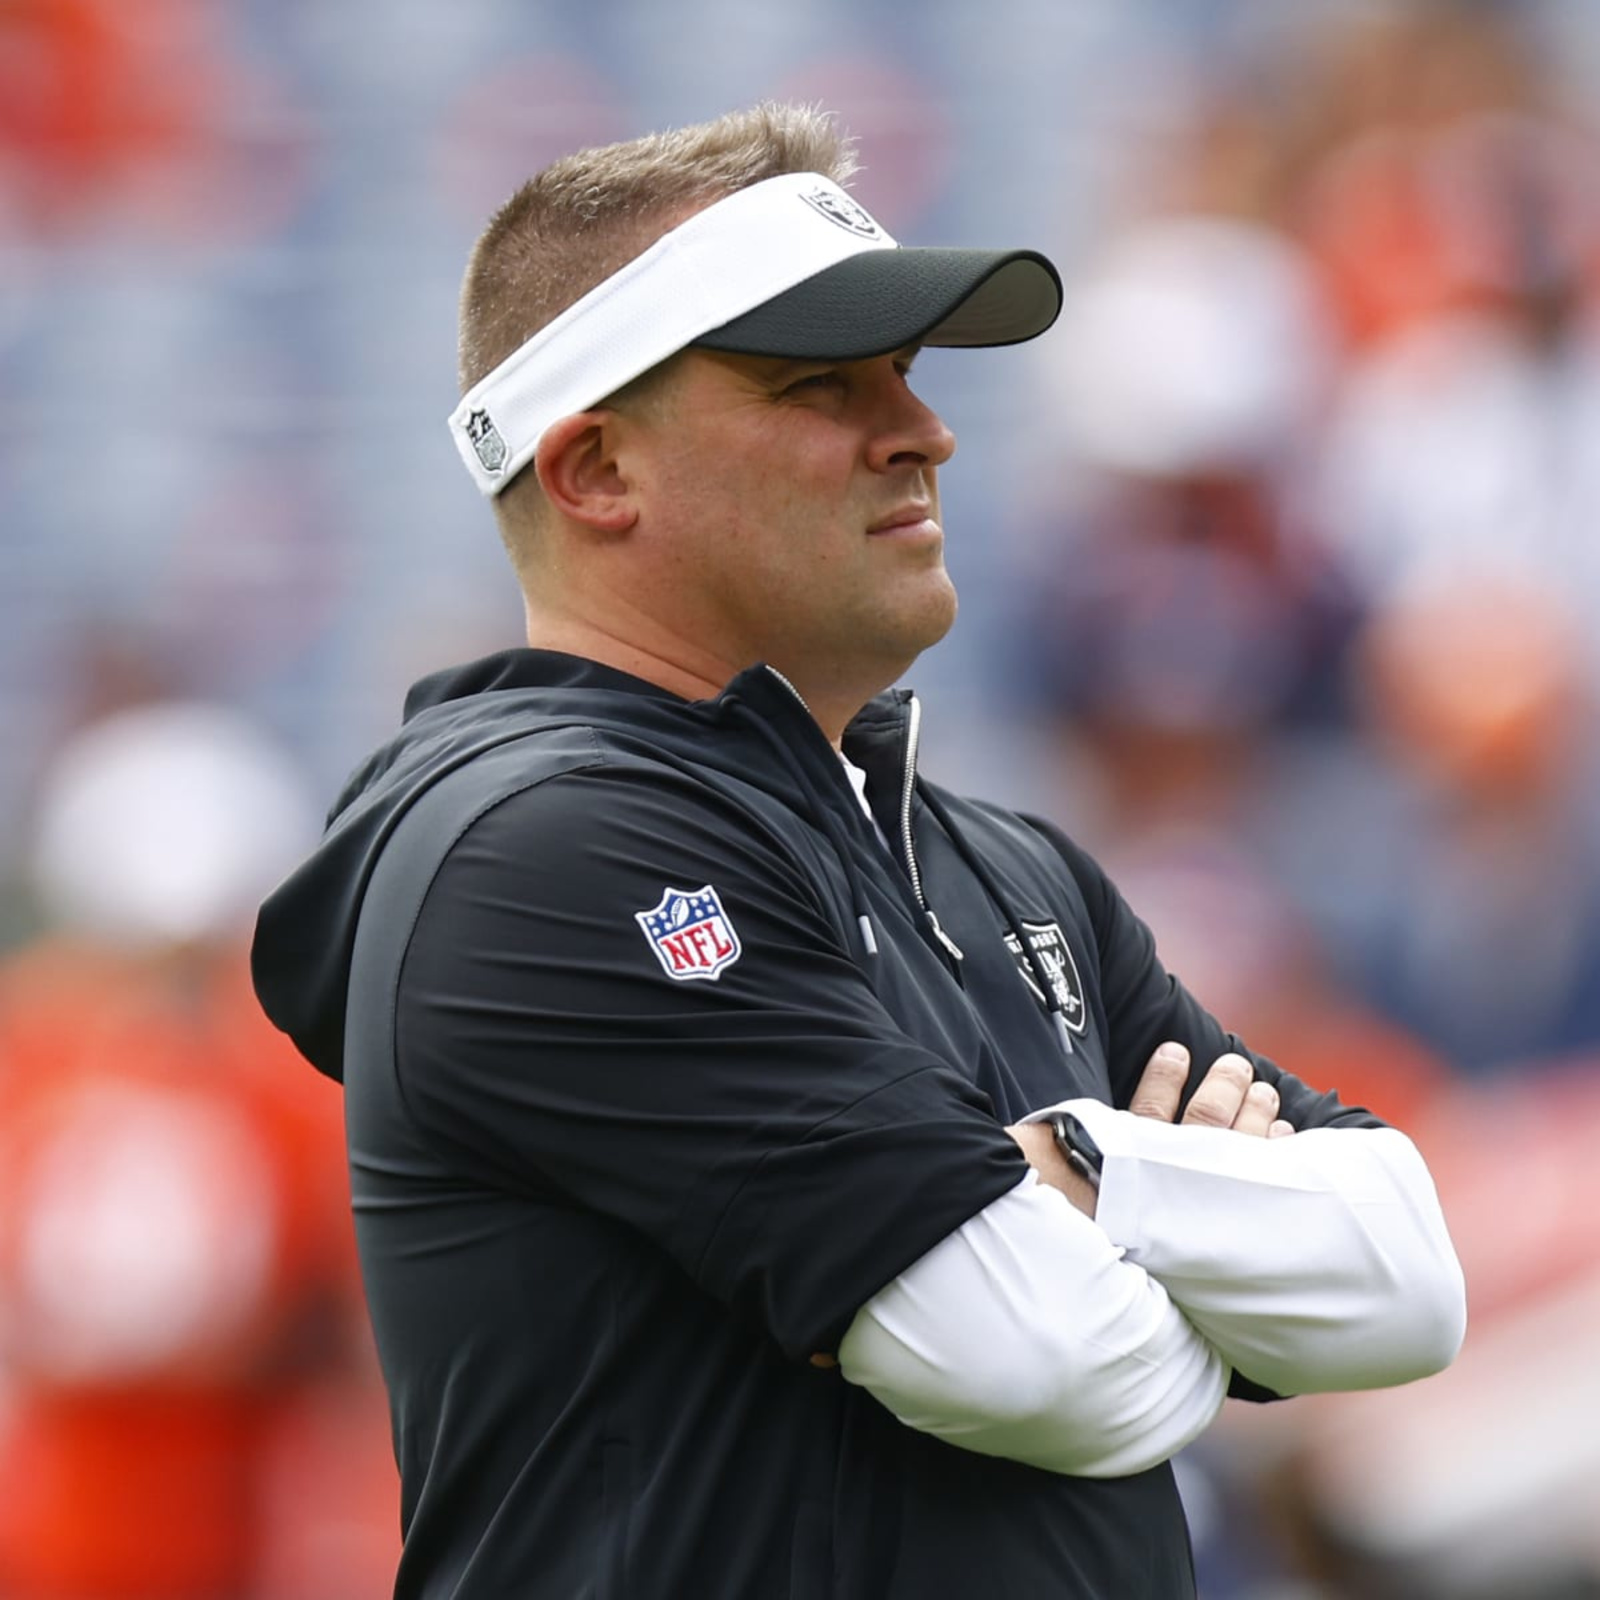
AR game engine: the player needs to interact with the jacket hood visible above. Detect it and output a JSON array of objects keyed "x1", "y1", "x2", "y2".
[
  {"x1": 250, "y1": 649, "x2": 872, "y2": 1082},
  {"x1": 253, "y1": 651, "x2": 695, "y2": 1081}
]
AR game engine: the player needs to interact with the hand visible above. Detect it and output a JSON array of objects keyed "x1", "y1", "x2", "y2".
[{"x1": 1130, "y1": 1041, "x2": 1294, "y2": 1139}]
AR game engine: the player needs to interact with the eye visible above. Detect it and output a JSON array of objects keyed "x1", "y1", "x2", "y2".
[{"x1": 781, "y1": 369, "x2": 845, "y2": 397}]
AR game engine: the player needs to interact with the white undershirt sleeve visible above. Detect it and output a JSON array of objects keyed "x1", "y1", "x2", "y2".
[
  {"x1": 837, "y1": 1170, "x2": 1229, "y2": 1479},
  {"x1": 1030, "y1": 1100, "x2": 1467, "y2": 1396}
]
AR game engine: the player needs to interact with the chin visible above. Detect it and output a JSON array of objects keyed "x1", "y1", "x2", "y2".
[
  {"x1": 877, "y1": 606, "x2": 958, "y2": 685},
  {"x1": 912, "y1": 584, "x2": 959, "y2": 652}
]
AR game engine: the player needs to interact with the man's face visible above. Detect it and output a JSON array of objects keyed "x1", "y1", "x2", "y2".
[{"x1": 622, "y1": 344, "x2": 960, "y2": 713}]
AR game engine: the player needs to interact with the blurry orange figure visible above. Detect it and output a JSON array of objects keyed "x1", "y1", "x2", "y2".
[
  {"x1": 0, "y1": 698, "x2": 398, "y2": 1598},
  {"x1": 0, "y1": 938, "x2": 373, "y2": 1598},
  {"x1": 1287, "y1": 2, "x2": 1600, "y2": 348},
  {"x1": 0, "y1": 0, "x2": 308, "y2": 242}
]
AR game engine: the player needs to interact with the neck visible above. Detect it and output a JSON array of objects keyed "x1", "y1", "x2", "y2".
[
  {"x1": 523, "y1": 609, "x2": 874, "y2": 746},
  {"x1": 524, "y1": 615, "x2": 722, "y2": 704},
  {"x1": 518, "y1": 578, "x2": 731, "y2": 698}
]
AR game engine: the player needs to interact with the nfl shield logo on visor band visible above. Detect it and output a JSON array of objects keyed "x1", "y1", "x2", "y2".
[{"x1": 446, "y1": 171, "x2": 1063, "y2": 496}]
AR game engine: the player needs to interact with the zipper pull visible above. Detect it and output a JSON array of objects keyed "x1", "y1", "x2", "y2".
[
  {"x1": 926, "y1": 910, "x2": 964, "y2": 963},
  {"x1": 1051, "y1": 1009, "x2": 1077, "y2": 1056}
]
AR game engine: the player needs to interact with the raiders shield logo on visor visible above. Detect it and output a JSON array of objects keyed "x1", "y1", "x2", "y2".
[{"x1": 798, "y1": 185, "x2": 885, "y2": 240}]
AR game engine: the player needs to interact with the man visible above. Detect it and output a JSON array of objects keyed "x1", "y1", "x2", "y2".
[{"x1": 252, "y1": 103, "x2": 1465, "y2": 1598}]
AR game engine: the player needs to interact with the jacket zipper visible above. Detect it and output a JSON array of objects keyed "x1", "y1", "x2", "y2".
[
  {"x1": 762, "y1": 664, "x2": 809, "y2": 713},
  {"x1": 899, "y1": 696, "x2": 964, "y2": 964},
  {"x1": 761, "y1": 668, "x2": 960, "y2": 967}
]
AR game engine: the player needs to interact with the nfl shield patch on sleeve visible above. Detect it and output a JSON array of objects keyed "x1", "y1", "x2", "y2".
[{"x1": 635, "y1": 885, "x2": 743, "y2": 981}]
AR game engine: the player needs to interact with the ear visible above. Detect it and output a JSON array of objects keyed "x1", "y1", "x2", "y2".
[{"x1": 534, "y1": 411, "x2": 637, "y2": 535}]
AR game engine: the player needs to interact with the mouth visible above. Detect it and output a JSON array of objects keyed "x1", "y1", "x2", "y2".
[{"x1": 868, "y1": 505, "x2": 941, "y2": 538}]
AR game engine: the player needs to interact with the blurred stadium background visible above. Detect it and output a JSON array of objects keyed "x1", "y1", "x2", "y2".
[{"x1": 4, "y1": 0, "x2": 1600, "y2": 1595}]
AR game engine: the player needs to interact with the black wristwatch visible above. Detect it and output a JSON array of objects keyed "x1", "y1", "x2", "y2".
[{"x1": 1047, "y1": 1110, "x2": 1104, "y2": 1190}]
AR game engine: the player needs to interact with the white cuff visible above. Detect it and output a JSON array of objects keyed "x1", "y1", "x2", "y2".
[
  {"x1": 1028, "y1": 1100, "x2": 1467, "y2": 1395},
  {"x1": 838, "y1": 1172, "x2": 1228, "y2": 1478}
]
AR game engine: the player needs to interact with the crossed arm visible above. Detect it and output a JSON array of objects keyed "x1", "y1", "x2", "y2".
[
  {"x1": 834, "y1": 1043, "x2": 1467, "y2": 1479},
  {"x1": 1007, "y1": 1040, "x2": 1294, "y2": 1214}
]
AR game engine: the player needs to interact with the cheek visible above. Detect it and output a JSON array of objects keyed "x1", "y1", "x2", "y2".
[
  {"x1": 720, "y1": 470, "x2": 838, "y2": 565},
  {"x1": 648, "y1": 418, "x2": 857, "y2": 571}
]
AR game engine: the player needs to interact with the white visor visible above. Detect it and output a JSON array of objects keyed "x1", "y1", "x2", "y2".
[{"x1": 448, "y1": 172, "x2": 1061, "y2": 496}]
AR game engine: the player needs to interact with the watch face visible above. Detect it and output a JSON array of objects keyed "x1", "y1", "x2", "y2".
[{"x1": 1052, "y1": 1113, "x2": 1103, "y2": 1181}]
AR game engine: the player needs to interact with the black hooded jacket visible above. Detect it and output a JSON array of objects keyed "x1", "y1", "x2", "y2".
[{"x1": 252, "y1": 648, "x2": 1375, "y2": 1600}]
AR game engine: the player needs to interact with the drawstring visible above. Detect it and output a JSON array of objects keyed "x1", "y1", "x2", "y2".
[
  {"x1": 917, "y1": 782, "x2": 1076, "y2": 1057},
  {"x1": 721, "y1": 694, "x2": 880, "y2": 961}
]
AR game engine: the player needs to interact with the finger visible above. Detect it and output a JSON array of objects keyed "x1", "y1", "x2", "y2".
[
  {"x1": 1230, "y1": 1079, "x2": 1281, "y2": 1139},
  {"x1": 1268, "y1": 1119, "x2": 1296, "y2": 1139},
  {"x1": 1128, "y1": 1041, "x2": 1191, "y2": 1122},
  {"x1": 1180, "y1": 1052, "x2": 1255, "y2": 1129}
]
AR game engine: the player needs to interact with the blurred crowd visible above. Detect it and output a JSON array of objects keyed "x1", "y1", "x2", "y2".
[
  {"x1": 3, "y1": 0, "x2": 1600, "y2": 1596},
  {"x1": 1016, "y1": 0, "x2": 1600, "y2": 1085},
  {"x1": 1010, "y1": 6, "x2": 1600, "y2": 1595}
]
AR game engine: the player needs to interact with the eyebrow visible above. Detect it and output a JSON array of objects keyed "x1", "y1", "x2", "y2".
[{"x1": 754, "y1": 343, "x2": 925, "y2": 381}]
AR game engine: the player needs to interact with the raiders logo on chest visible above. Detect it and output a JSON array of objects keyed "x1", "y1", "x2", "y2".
[{"x1": 1003, "y1": 920, "x2": 1088, "y2": 1036}]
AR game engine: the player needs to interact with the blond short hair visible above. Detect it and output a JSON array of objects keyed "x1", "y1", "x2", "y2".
[{"x1": 456, "y1": 103, "x2": 858, "y2": 554}]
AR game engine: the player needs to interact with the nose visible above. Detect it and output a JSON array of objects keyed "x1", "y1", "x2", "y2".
[{"x1": 866, "y1": 365, "x2": 957, "y2": 474}]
